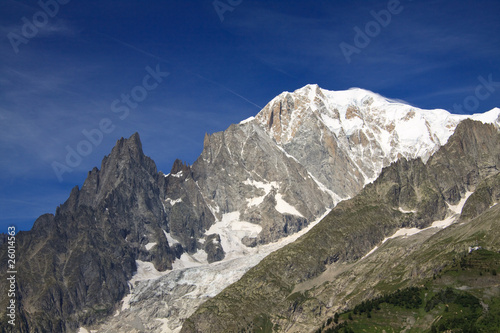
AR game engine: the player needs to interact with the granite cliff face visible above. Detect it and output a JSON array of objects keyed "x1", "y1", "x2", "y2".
[
  {"x1": 191, "y1": 121, "x2": 333, "y2": 245},
  {"x1": 0, "y1": 85, "x2": 499, "y2": 332}
]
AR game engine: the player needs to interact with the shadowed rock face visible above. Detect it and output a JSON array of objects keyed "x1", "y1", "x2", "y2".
[
  {"x1": 0, "y1": 133, "x2": 181, "y2": 332},
  {"x1": 204, "y1": 234, "x2": 225, "y2": 263}
]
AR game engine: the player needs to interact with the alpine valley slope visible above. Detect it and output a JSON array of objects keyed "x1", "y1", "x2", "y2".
[
  {"x1": 0, "y1": 84, "x2": 498, "y2": 332},
  {"x1": 182, "y1": 119, "x2": 500, "y2": 333}
]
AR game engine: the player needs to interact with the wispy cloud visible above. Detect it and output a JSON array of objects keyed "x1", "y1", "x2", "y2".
[
  {"x1": 0, "y1": 19, "x2": 77, "y2": 40},
  {"x1": 255, "y1": 55, "x2": 299, "y2": 79},
  {"x1": 413, "y1": 86, "x2": 478, "y2": 100},
  {"x1": 36, "y1": 20, "x2": 78, "y2": 38}
]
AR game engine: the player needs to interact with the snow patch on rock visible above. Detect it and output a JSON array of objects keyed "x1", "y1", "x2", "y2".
[
  {"x1": 166, "y1": 198, "x2": 183, "y2": 206},
  {"x1": 275, "y1": 193, "x2": 303, "y2": 217},
  {"x1": 239, "y1": 116, "x2": 255, "y2": 124},
  {"x1": 163, "y1": 230, "x2": 180, "y2": 246},
  {"x1": 447, "y1": 191, "x2": 473, "y2": 215},
  {"x1": 145, "y1": 242, "x2": 157, "y2": 251},
  {"x1": 244, "y1": 179, "x2": 279, "y2": 208}
]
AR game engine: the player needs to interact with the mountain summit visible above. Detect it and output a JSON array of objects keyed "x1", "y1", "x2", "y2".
[
  {"x1": 0, "y1": 85, "x2": 499, "y2": 332},
  {"x1": 255, "y1": 84, "x2": 500, "y2": 191}
]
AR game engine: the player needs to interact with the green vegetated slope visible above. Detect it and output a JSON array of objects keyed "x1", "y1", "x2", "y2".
[
  {"x1": 316, "y1": 248, "x2": 500, "y2": 333},
  {"x1": 181, "y1": 120, "x2": 500, "y2": 333},
  {"x1": 307, "y1": 173, "x2": 500, "y2": 333}
]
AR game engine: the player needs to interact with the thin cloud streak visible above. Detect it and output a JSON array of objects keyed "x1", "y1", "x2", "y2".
[{"x1": 97, "y1": 32, "x2": 263, "y2": 110}]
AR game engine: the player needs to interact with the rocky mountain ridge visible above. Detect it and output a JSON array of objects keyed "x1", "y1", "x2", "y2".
[
  {"x1": 0, "y1": 85, "x2": 499, "y2": 332},
  {"x1": 182, "y1": 119, "x2": 500, "y2": 332}
]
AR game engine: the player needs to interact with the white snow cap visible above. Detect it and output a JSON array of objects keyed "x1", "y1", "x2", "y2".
[{"x1": 255, "y1": 84, "x2": 500, "y2": 165}]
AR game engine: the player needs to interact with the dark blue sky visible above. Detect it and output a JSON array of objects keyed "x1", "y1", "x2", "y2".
[{"x1": 1, "y1": 0, "x2": 499, "y2": 231}]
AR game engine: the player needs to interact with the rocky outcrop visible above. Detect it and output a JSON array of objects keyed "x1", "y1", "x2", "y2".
[
  {"x1": 460, "y1": 173, "x2": 500, "y2": 220},
  {"x1": 159, "y1": 159, "x2": 215, "y2": 254},
  {"x1": 204, "y1": 234, "x2": 225, "y2": 263}
]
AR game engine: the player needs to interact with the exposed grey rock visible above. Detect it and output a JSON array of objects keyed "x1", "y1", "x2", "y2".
[
  {"x1": 160, "y1": 159, "x2": 215, "y2": 253},
  {"x1": 191, "y1": 121, "x2": 333, "y2": 243},
  {"x1": 204, "y1": 234, "x2": 225, "y2": 263},
  {"x1": 242, "y1": 236, "x2": 257, "y2": 247}
]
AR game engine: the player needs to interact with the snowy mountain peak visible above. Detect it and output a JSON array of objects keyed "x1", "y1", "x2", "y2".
[
  {"x1": 284, "y1": 84, "x2": 400, "y2": 110},
  {"x1": 253, "y1": 84, "x2": 500, "y2": 188},
  {"x1": 258, "y1": 84, "x2": 500, "y2": 147}
]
